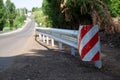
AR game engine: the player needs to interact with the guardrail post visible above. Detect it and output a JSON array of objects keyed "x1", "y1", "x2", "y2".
[
  {"x1": 71, "y1": 47, "x2": 75, "y2": 56},
  {"x1": 58, "y1": 42, "x2": 62, "y2": 51},
  {"x1": 43, "y1": 35, "x2": 45, "y2": 42},
  {"x1": 39, "y1": 33, "x2": 42, "y2": 41},
  {"x1": 51, "y1": 38, "x2": 54, "y2": 47},
  {"x1": 94, "y1": 59, "x2": 102, "y2": 69},
  {"x1": 46, "y1": 36, "x2": 49, "y2": 44}
]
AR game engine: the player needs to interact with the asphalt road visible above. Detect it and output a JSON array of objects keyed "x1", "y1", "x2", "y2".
[{"x1": 0, "y1": 17, "x2": 35, "y2": 72}]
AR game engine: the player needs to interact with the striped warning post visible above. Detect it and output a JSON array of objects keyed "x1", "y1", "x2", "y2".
[{"x1": 78, "y1": 25, "x2": 101, "y2": 62}]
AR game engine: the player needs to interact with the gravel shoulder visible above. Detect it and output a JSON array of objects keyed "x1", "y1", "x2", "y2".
[{"x1": 0, "y1": 34, "x2": 120, "y2": 80}]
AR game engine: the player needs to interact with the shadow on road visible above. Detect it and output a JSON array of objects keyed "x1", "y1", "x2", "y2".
[
  {"x1": 0, "y1": 36, "x2": 120, "y2": 80},
  {"x1": 0, "y1": 48, "x2": 102, "y2": 80}
]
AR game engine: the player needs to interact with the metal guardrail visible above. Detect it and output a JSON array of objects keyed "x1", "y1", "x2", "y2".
[
  {"x1": 36, "y1": 27, "x2": 78, "y2": 49},
  {"x1": 35, "y1": 27, "x2": 102, "y2": 68}
]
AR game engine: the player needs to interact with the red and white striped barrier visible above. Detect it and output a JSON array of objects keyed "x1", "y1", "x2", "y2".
[{"x1": 78, "y1": 25, "x2": 102, "y2": 68}]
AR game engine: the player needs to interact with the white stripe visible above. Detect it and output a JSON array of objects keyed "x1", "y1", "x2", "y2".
[
  {"x1": 78, "y1": 25, "x2": 83, "y2": 43},
  {"x1": 79, "y1": 25, "x2": 98, "y2": 56},
  {"x1": 82, "y1": 41, "x2": 100, "y2": 61}
]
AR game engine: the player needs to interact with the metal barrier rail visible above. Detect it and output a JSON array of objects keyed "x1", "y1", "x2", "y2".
[
  {"x1": 36, "y1": 27, "x2": 78, "y2": 49},
  {"x1": 35, "y1": 27, "x2": 102, "y2": 68}
]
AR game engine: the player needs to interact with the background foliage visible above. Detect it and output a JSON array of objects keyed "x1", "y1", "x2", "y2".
[
  {"x1": 109, "y1": 0, "x2": 120, "y2": 17},
  {"x1": 33, "y1": 0, "x2": 120, "y2": 32},
  {"x1": 0, "y1": 0, "x2": 7, "y2": 30},
  {"x1": 0, "y1": 0, "x2": 27, "y2": 31},
  {"x1": 33, "y1": 0, "x2": 67, "y2": 29}
]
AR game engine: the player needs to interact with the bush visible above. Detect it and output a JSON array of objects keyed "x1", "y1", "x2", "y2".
[{"x1": 14, "y1": 15, "x2": 26, "y2": 29}]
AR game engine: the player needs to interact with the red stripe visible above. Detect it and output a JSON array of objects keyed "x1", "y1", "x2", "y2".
[
  {"x1": 91, "y1": 51, "x2": 100, "y2": 61},
  {"x1": 81, "y1": 32, "x2": 98, "y2": 59},
  {"x1": 78, "y1": 25, "x2": 93, "y2": 50},
  {"x1": 80, "y1": 25, "x2": 93, "y2": 39}
]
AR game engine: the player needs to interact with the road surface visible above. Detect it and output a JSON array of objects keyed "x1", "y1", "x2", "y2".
[{"x1": 0, "y1": 17, "x2": 35, "y2": 72}]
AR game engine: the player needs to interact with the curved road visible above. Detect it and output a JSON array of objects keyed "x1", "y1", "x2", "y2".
[{"x1": 0, "y1": 17, "x2": 35, "y2": 72}]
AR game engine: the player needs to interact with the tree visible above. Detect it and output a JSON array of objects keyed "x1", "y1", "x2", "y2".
[
  {"x1": 16, "y1": 8, "x2": 27, "y2": 16},
  {"x1": 5, "y1": 0, "x2": 16, "y2": 30},
  {"x1": 32, "y1": 7, "x2": 39, "y2": 12},
  {"x1": 14, "y1": 8, "x2": 26, "y2": 29},
  {"x1": 39, "y1": 0, "x2": 119, "y2": 32},
  {"x1": 110, "y1": 0, "x2": 120, "y2": 17},
  {"x1": 61, "y1": 0, "x2": 116, "y2": 31},
  {"x1": 34, "y1": 8, "x2": 53, "y2": 27},
  {"x1": 0, "y1": 0, "x2": 7, "y2": 31},
  {"x1": 42, "y1": 0, "x2": 65, "y2": 28}
]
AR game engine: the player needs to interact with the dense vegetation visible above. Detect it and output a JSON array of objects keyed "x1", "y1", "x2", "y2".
[
  {"x1": 109, "y1": 0, "x2": 120, "y2": 17},
  {"x1": 13, "y1": 8, "x2": 27, "y2": 29},
  {"x1": 0, "y1": 0, "x2": 6, "y2": 30},
  {"x1": 0, "y1": 0, "x2": 27, "y2": 31},
  {"x1": 6, "y1": 0, "x2": 16, "y2": 30},
  {"x1": 33, "y1": 0, "x2": 120, "y2": 33}
]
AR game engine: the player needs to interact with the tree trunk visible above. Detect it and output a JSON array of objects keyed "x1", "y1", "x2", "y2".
[
  {"x1": 10, "y1": 20, "x2": 14, "y2": 30},
  {"x1": 0, "y1": 26, "x2": 4, "y2": 31},
  {"x1": 0, "y1": 22, "x2": 4, "y2": 31}
]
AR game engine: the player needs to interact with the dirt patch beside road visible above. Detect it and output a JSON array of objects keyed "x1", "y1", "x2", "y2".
[{"x1": 0, "y1": 35, "x2": 120, "y2": 80}]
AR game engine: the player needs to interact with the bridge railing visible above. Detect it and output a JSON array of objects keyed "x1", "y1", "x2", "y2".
[{"x1": 35, "y1": 27, "x2": 102, "y2": 68}]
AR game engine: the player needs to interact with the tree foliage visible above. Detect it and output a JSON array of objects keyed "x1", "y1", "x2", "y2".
[
  {"x1": 61, "y1": 0, "x2": 115, "y2": 30},
  {"x1": 34, "y1": 8, "x2": 53, "y2": 27},
  {"x1": 16, "y1": 8, "x2": 27, "y2": 16},
  {"x1": 14, "y1": 14, "x2": 26, "y2": 29},
  {"x1": 34, "y1": 0, "x2": 119, "y2": 32},
  {"x1": 42, "y1": 0, "x2": 65, "y2": 28},
  {"x1": 0, "y1": 0, "x2": 27, "y2": 31},
  {"x1": 0, "y1": 0, "x2": 7, "y2": 30},
  {"x1": 109, "y1": 0, "x2": 120, "y2": 17},
  {"x1": 6, "y1": 0, "x2": 16, "y2": 30},
  {"x1": 13, "y1": 8, "x2": 26, "y2": 29},
  {"x1": 32, "y1": 7, "x2": 39, "y2": 12}
]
